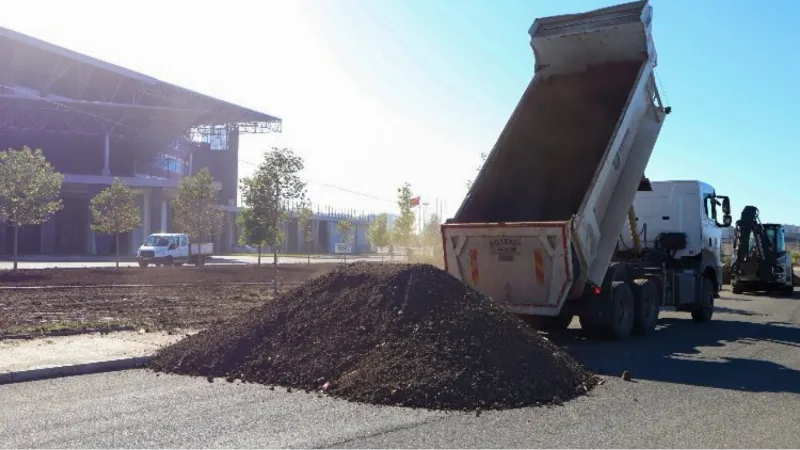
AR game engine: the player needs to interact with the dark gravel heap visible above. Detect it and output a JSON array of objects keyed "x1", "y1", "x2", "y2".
[{"x1": 150, "y1": 262, "x2": 596, "y2": 410}]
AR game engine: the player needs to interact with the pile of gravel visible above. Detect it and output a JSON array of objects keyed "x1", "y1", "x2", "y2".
[{"x1": 150, "y1": 262, "x2": 596, "y2": 410}]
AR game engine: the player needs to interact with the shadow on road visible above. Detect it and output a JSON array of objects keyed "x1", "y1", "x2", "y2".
[{"x1": 551, "y1": 316, "x2": 800, "y2": 394}]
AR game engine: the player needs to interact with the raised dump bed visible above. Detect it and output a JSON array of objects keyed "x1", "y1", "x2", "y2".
[
  {"x1": 443, "y1": 1, "x2": 669, "y2": 316},
  {"x1": 455, "y1": 60, "x2": 642, "y2": 224}
]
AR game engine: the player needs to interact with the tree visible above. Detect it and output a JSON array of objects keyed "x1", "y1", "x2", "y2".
[
  {"x1": 392, "y1": 182, "x2": 416, "y2": 254},
  {"x1": 89, "y1": 178, "x2": 141, "y2": 268},
  {"x1": 0, "y1": 146, "x2": 64, "y2": 270},
  {"x1": 422, "y1": 212, "x2": 442, "y2": 254},
  {"x1": 367, "y1": 213, "x2": 391, "y2": 257},
  {"x1": 236, "y1": 207, "x2": 268, "y2": 267},
  {"x1": 465, "y1": 151, "x2": 488, "y2": 190},
  {"x1": 239, "y1": 147, "x2": 307, "y2": 292},
  {"x1": 297, "y1": 203, "x2": 315, "y2": 265},
  {"x1": 171, "y1": 168, "x2": 225, "y2": 242},
  {"x1": 336, "y1": 219, "x2": 355, "y2": 263}
]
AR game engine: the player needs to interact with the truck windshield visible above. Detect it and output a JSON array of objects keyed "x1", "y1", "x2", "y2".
[{"x1": 145, "y1": 236, "x2": 172, "y2": 247}]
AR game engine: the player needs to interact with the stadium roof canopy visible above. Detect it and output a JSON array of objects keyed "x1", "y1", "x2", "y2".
[{"x1": 0, "y1": 26, "x2": 281, "y2": 141}]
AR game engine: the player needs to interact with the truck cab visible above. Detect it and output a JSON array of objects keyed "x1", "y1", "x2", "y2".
[
  {"x1": 619, "y1": 180, "x2": 732, "y2": 291},
  {"x1": 136, "y1": 233, "x2": 211, "y2": 267}
]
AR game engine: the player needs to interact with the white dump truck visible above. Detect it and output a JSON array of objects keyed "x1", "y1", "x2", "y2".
[
  {"x1": 441, "y1": 0, "x2": 733, "y2": 340},
  {"x1": 136, "y1": 233, "x2": 213, "y2": 267}
]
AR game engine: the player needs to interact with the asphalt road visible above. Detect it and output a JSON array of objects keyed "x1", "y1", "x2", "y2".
[
  {"x1": 1, "y1": 287, "x2": 799, "y2": 448},
  {"x1": 0, "y1": 255, "x2": 383, "y2": 270}
]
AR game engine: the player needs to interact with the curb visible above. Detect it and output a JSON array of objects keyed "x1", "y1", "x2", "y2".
[{"x1": 0, "y1": 355, "x2": 154, "y2": 385}]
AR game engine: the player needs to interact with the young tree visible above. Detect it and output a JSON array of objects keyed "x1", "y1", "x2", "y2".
[
  {"x1": 336, "y1": 219, "x2": 355, "y2": 263},
  {"x1": 171, "y1": 168, "x2": 225, "y2": 243},
  {"x1": 422, "y1": 212, "x2": 443, "y2": 255},
  {"x1": 367, "y1": 213, "x2": 391, "y2": 257},
  {"x1": 392, "y1": 182, "x2": 416, "y2": 257},
  {"x1": 465, "y1": 151, "x2": 488, "y2": 190},
  {"x1": 236, "y1": 207, "x2": 268, "y2": 267},
  {"x1": 89, "y1": 178, "x2": 141, "y2": 268},
  {"x1": 297, "y1": 203, "x2": 315, "y2": 265},
  {"x1": 240, "y1": 147, "x2": 307, "y2": 292},
  {"x1": 0, "y1": 146, "x2": 64, "y2": 270}
]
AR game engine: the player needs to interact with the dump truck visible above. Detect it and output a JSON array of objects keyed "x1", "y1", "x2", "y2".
[
  {"x1": 730, "y1": 206, "x2": 793, "y2": 295},
  {"x1": 441, "y1": 0, "x2": 733, "y2": 340}
]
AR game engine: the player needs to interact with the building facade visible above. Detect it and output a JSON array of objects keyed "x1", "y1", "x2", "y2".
[{"x1": 0, "y1": 26, "x2": 280, "y2": 256}]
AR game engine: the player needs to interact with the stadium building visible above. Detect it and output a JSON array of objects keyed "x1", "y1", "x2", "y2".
[{"x1": 0, "y1": 26, "x2": 280, "y2": 257}]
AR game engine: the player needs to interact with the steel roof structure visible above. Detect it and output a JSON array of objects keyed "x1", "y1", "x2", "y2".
[{"x1": 0, "y1": 26, "x2": 281, "y2": 142}]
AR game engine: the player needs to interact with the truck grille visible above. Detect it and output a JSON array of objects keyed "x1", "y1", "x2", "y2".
[{"x1": 140, "y1": 251, "x2": 155, "y2": 258}]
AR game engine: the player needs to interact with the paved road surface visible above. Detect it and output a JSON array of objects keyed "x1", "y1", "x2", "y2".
[
  {"x1": 1, "y1": 288, "x2": 798, "y2": 448},
  {"x1": 0, "y1": 255, "x2": 385, "y2": 270}
]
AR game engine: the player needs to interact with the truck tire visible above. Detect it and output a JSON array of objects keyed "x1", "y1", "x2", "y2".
[
  {"x1": 605, "y1": 281, "x2": 635, "y2": 340},
  {"x1": 780, "y1": 284, "x2": 793, "y2": 296},
  {"x1": 731, "y1": 282, "x2": 744, "y2": 294},
  {"x1": 196, "y1": 255, "x2": 206, "y2": 267},
  {"x1": 691, "y1": 276, "x2": 714, "y2": 322},
  {"x1": 632, "y1": 278, "x2": 659, "y2": 335},
  {"x1": 138, "y1": 261, "x2": 148, "y2": 268},
  {"x1": 165, "y1": 256, "x2": 174, "y2": 267}
]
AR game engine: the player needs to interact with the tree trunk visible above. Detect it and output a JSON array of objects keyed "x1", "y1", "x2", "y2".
[
  {"x1": 257, "y1": 244, "x2": 262, "y2": 268},
  {"x1": 115, "y1": 233, "x2": 120, "y2": 269},
  {"x1": 307, "y1": 242, "x2": 310, "y2": 265},
  {"x1": 273, "y1": 251, "x2": 279, "y2": 295},
  {"x1": 13, "y1": 223, "x2": 19, "y2": 271}
]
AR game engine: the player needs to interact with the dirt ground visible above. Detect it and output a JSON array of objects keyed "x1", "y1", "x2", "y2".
[
  {"x1": 0, "y1": 264, "x2": 342, "y2": 338},
  {"x1": 0, "y1": 264, "x2": 339, "y2": 287}
]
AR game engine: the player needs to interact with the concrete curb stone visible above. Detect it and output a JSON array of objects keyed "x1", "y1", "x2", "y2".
[{"x1": 0, "y1": 355, "x2": 154, "y2": 385}]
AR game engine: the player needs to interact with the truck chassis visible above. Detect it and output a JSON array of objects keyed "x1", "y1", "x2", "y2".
[{"x1": 525, "y1": 233, "x2": 718, "y2": 340}]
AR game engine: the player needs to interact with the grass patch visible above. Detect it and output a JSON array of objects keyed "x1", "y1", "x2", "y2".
[{"x1": 2, "y1": 320, "x2": 143, "y2": 338}]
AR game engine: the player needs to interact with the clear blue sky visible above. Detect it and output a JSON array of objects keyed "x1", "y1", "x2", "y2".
[{"x1": 306, "y1": 0, "x2": 800, "y2": 224}]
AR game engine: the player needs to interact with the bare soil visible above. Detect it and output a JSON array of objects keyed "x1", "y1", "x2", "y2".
[
  {"x1": 0, "y1": 264, "x2": 341, "y2": 338},
  {"x1": 150, "y1": 262, "x2": 597, "y2": 411},
  {"x1": 0, "y1": 285, "x2": 277, "y2": 338},
  {"x1": 0, "y1": 264, "x2": 339, "y2": 287}
]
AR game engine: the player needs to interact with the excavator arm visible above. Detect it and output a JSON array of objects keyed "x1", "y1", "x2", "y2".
[{"x1": 732, "y1": 205, "x2": 777, "y2": 281}]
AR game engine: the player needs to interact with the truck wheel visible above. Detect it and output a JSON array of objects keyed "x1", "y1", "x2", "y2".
[
  {"x1": 603, "y1": 281, "x2": 635, "y2": 341},
  {"x1": 138, "y1": 262, "x2": 148, "y2": 268},
  {"x1": 691, "y1": 276, "x2": 715, "y2": 323},
  {"x1": 165, "y1": 256, "x2": 174, "y2": 267},
  {"x1": 780, "y1": 284, "x2": 794, "y2": 296},
  {"x1": 632, "y1": 278, "x2": 659, "y2": 335},
  {"x1": 731, "y1": 282, "x2": 744, "y2": 294},
  {"x1": 197, "y1": 255, "x2": 206, "y2": 267}
]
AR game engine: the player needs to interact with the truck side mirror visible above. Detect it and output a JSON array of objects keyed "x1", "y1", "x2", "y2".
[
  {"x1": 723, "y1": 214, "x2": 732, "y2": 227},
  {"x1": 722, "y1": 197, "x2": 731, "y2": 215}
]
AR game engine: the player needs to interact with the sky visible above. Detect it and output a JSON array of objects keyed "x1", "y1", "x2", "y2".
[{"x1": 2, "y1": 0, "x2": 800, "y2": 224}]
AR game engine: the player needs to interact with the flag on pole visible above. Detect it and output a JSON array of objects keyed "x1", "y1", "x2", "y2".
[{"x1": 410, "y1": 196, "x2": 421, "y2": 207}]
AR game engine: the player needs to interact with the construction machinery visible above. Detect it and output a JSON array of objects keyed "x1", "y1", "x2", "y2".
[
  {"x1": 440, "y1": 0, "x2": 733, "y2": 340},
  {"x1": 730, "y1": 206, "x2": 793, "y2": 295}
]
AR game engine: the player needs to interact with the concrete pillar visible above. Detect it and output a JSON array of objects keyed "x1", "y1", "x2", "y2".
[
  {"x1": 40, "y1": 218, "x2": 56, "y2": 254},
  {"x1": 86, "y1": 212, "x2": 97, "y2": 255},
  {"x1": 101, "y1": 132, "x2": 111, "y2": 176},
  {"x1": 143, "y1": 190, "x2": 151, "y2": 238},
  {"x1": 160, "y1": 199, "x2": 168, "y2": 232},
  {"x1": 227, "y1": 212, "x2": 234, "y2": 253}
]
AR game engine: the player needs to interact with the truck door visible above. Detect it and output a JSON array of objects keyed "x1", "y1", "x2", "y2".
[{"x1": 178, "y1": 235, "x2": 189, "y2": 260}]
